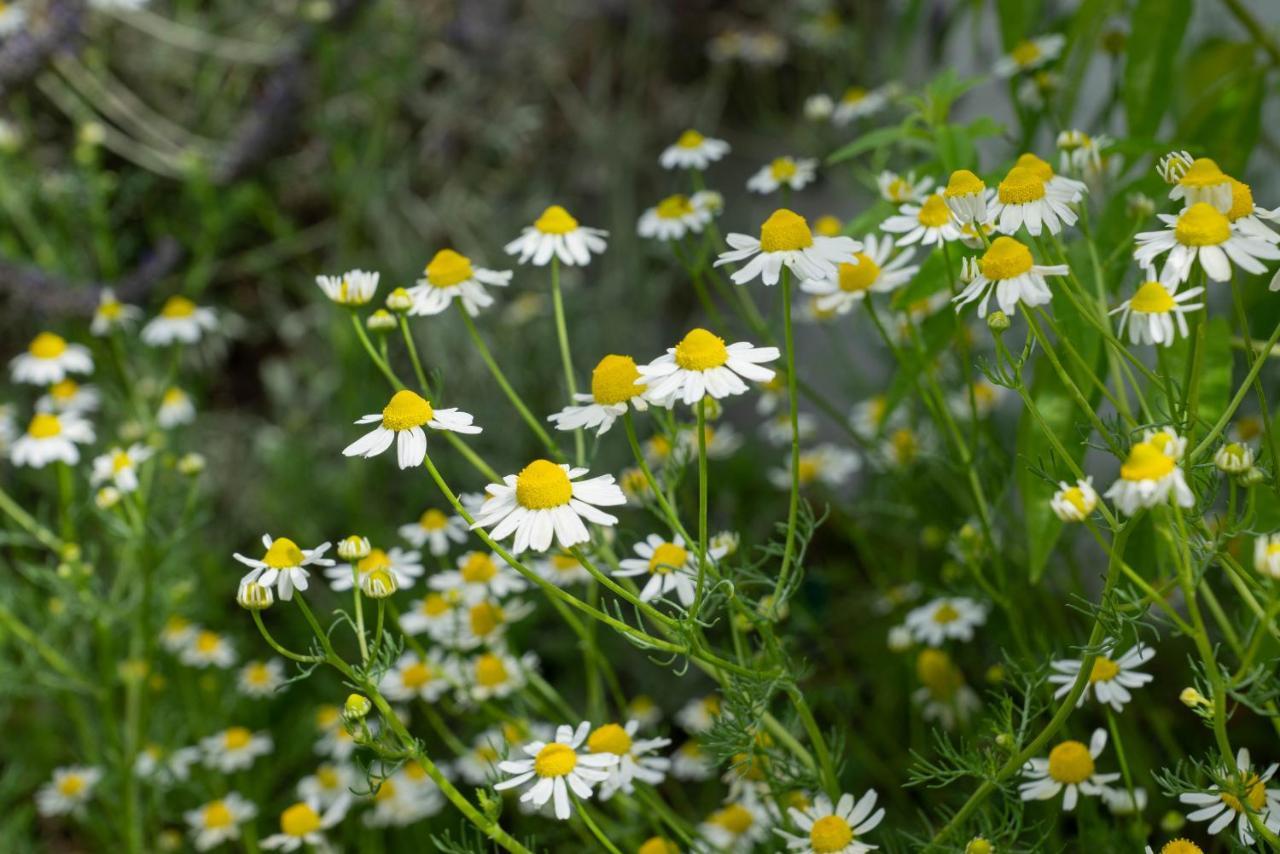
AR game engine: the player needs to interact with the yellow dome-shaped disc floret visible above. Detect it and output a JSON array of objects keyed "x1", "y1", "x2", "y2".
[
  {"x1": 998, "y1": 166, "x2": 1048, "y2": 204},
  {"x1": 1014, "y1": 152, "x2": 1056, "y2": 181},
  {"x1": 759, "y1": 208, "x2": 814, "y2": 252},
  {"x1": 29, "y1": 332, "x2": 68, "y2": 358},
  {"x1": 1046, "y1": 740, "x2": 1095, "y2": 784},
  {"x1": 837, "y1": 254, "x2": 882, "y2": 293},
  {"x1": 515, "y1": 460, "x2": 573, "y2": 509},
  {"x1": 1159, "y1": 841, "x2": 1204, "y2": 854},
  {"x1": 535, "y1": 205, "x2": 580, "y2": 234},
  {"x1": 810, "y1": 815, "x2": 855, "y2": 853},
  {"x1": 160, "y1": 296, "x2": 197, "y2": 318},
  {"x1": 916, "y1": 194, "x2": 952, "y2": 227},
  {"x1": 591, "y1": 355, "x2": 645, "y2": 405},
  {"x1": 381, "y1": 389, "x2": 435, "y2": 431},
  {"x1": 674, "y1": 328, "x2": 730, "y2": 371},
  {"x1": 27, "y1": 413, "x2": 62, "y2": 439},
  {"x1": 647, "y1": 542, "x2": 688, "y2": 575},
  {"x1": 533, "y1": 742, "x2": 578, "y2": 778},
  {"x1": 1178, "y1": 157, "x2": 1226, "y2": 188},
  {"x1": 1129, "y1": 281, "x2": 1176, "y2": 314},
  {"x1": 460, "y1": 551, "x2": 498, "y2": 583},
  {"x1": 280, "y1": 803, "x2": 322, "y2": 837},
  {"x1": 587, "y1": 723, "x2": 633, "y2": 756},
  {"x1": 1120, "y1": 442, "x2": 1176, "y2": 481},
  {"x1": 474, "y1": 653, "x2": 508, "y2": 687},
  {"x1": 263, "y1": 537, "x2": 305, "y2": 569},
  {"x1": 1174, "y1": 203, "x2": 1231, "y2": 247},
  {"x1": 945, "y1": 169, "x2": 985, "y2": 198},
  {"x1": 638, "y1": 837, "x2": 680, "y2": 854},
  {"x1": 425, "y1": 249, "x2": 475, "y2": 288},
  {"x1": 655, "y1": 194, "x2": 695, "y2": 220},
  {"x1": 1227, "y1": 178, "x2": 1255, "y2": 222},
  {"x1": 979, "y1": 237, "x2": 1035, "y2": 280},
  {"x1": 769, "y1": 158, "x2": 798, "y2": 182},
  {"x1": 676, "y1": 129, "x2": 704, "y2": 149}
]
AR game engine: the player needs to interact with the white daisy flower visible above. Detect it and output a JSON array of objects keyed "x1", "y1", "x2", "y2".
[
  {"x1": 1134, "y1": 202, "x2": 1280, "y2": 284},
  {"x1": 717, "y1": 208, "x2": 859, "y2": 287},
  {"x1": 1142, "y1": 426, "x2": 1187, "y2": 460},
  {"x1": 325, "y1": 545, "x2": 424, "y2": 592},
  {"x1": 133, "y1": 744, "x2": 200, "y2": 785},
  {"x1": 1103, "y1": 786, "x2": 1147, "y2": 816},
  {"x1": 343, "y1": 389, "x2": 481, "y2": 470},
  {"x1": 800, "y1": 234, "x2": 918, "y2": 314},
  {"x1": 1179, "y1": 748, "x2": 1280, "y2": 847},
  {"x1": 315, "y1": 269, "x2": 378, "y2": 306},
  {"x1": 949, "y1": 380, "x2": 1004, "y2": 420},
  {"x1": 35, "y1": 766, "x2": 102, "y2": 817},
  {"x1": 1048, "y1": 644, "x2": 1155, "y2": 712},
  {"x1": 180, "y1": 629, "x2": 237, "y2": 669},
  {"x1": 804, "y1": 93, "x2": 835, "y2": 121},
  {"x1": 637, "y1": 193, "x2": 716, "y2": 241},
  {"x1": 1019, "y1": 729, "x2": 1120, "y2": 810},
  {"x1": 0, "y1": 3, "x2": 27, "y2": 37},
  {"x1": 548, "y1": 354, "x2": 649, "y2": 436},
  {"x1": 942, "y1": 169, "x2": 988, "y2": 224},
  {"x1": 1056, "y1": 130, "x2": 1111, "y2": 177},
  {"x1": 398, "y1": 589, "x2": 464, "y2": 638},
  {"x1": 429, "y1": 550, "x2": 527, "y2": 602},
  {"x1": 775, "y1": 789, "x2": 885, "y2": 854},
  {"x1": 769, "y1": 444, "x2": 861, "y2": 490},
  {"x1": 1158, "y1": 150, "x2": 1195, "y2": 184},
  {"x1": 1050, "y1": 477, "x2": 1099, "y2": 522},
  {"x1": 10, "y1": 332, "x2": 93, "y2": 385},
  {"x1": 1215, "y1": 441, "x2": 1255, "y2": 475},
  {"x1": 1112, "y1": 267, "x2": 1204, "y2": 347},
  {"x1": 505, "y1": 205, "x2": 608, "y2": 267},
  {"x1": 10, "y1": 411, "x2": 95, "y2": 468},
  {"x1": 454, "y1": 597, "x2": 535, "y2": 650},
  {"x1": 234, "y1": 535, "x2": 335, "y2": 601},
  {"x1": 91, "y1": 288, "x2": 141, "y2": 335},
  {"x1": 747, "y1": 156, "x2": 817, "y2": 194},
  {"x1": 675, "y1": 694, "x2": 721, "y2": 734},
  {"x1": 90, "y1": 443, "x2": 153, "y2": 493},
  {"x1": 464, "y1": 650, "x2": 532, "y2": 702},
  {"x1": 141, "y1": 296, "x2": 218, "y2": 346},
  {"x1": 952, "y1": 236, "x2": 1069, "y2": 318},
  {"x1": 761, "y1": 411, "x2": 818, "y2": 446},
  {"x1": 237, "y1": 659, "x2": 286, "y2": 698},
  {"x1": 1226, "y1": 176, "x2": 1280, "y2": 244},
  {"x1": 408, "y1": 249, "x2": 511, "y2": 317},
  {"x1": 455, "y1": 729, "x2": 508, "y2": 785},
  {"x1": 994, "y1": 33, "x2": 1065, "y2": 76},
  {"x1": 1144, "y1": 839, "x2": 1204, "y2": 854},
  {"x1": 913, "y1": 649, "x2": 982, "y2": 730},
  {"x1": 1254, "y1": 533, "x2": 1280, "y2": 579},
  {"x1": 878, "y1": 170, "x2": 934, "y2": 204},
  {"x1": 586, "y1": 721, "x2": 671, "y2": 800},
  {"x1": 159, "y1": 616, "x2": 197, "y2": 653},
  {"x1": 296, "y1": 764, "x2": 358, "y2": 814},
  {"x1": 660, "y1": 129, "x2": 730, "y2": 170},
  {"x1": 185, "y1": 793, "x2": 257, "y2": 851},
  {"x1": 615, "y1": 533, "x2": 726, "y2": 607},
  {"x1": 1014, "y1": 151, "x2": 1087, "y2": 202},
  {"x1": 201, "y1": 727, "x2": 273, "y2": 773},
  {"x1": 990, "y1": 160, "x2": 1081, "y2": 237},
  {"x1": 157, "y1": 386, "x2": 195, "y2": 428},
  {"x1": 380, "y1": 650, "x2": 452, "y2": 703},
  {"x1": 469, "y1": 460, "x2": 626, "y2": 554},
  {"x1": 626, "y1": 695, "x2": 663, "y2": 728},
  {"x1": 1169, "y1": 157, "x2": 1233, "y2": 213},
  {"x1": 535, "y1": 551, "x2": 592, "y2": 587},
  {"x1": 313, "y1": 707, "x2": 359, "y2": 761},
  {"x1": 904, "y1": 597, "x2": 987, "y2": 646},
  {"x1": 850, "y1": 395, "x2": 892, "y2": 438},
  {"x1": 37, "y1": 379, "x2": 101, "y2": 414},
  {"x1": 671, "y1": 740, "x2": 715, "y2": 781},
  {"x1": 881, "y1": 193, "x2": 962, "y2": 247},
  {"x1": 681, "y1": 420, "x2": 743, "y2": 459},
  {"x1": 398, "y1": 507, "x2": 468, "y2": 555},
  {"x1": 639, "y1": 328, "x2": 779, "y2": 407},
  {"x1": 494, "y1": 722, "x2": 619, "y2": 820},
  {"x1": 1104, "y1": 440, "x2": 1194, "y2": 515},
  {"x1": 261, "y1": 800, "x2": 348, "y2": 852},
  {"x1": 699, "y1": 790, "x2": 774, "y2": 851},
  {"x1": 365, "y1": 763, "x2": 444, "y2": 827},
  {"x1": 832, "y1": 85, "x2": 887, "y2": 125}
]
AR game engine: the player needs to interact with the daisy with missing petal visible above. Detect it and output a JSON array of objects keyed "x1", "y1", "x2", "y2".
[
  {"x1": 660, "y1": 129, "x2": 730, "y2": 170},
  {"x1": 1254, "y1": 534, "x2": 1280, "y2": 579},
  {"x1": 234, "y1": 535, "x2": 335, "y2": 601},
  {"x1": 1104, "y1": 441, "x2": 1194, "y2": 515},
  {"x1": 1169, "y1": 157, "x2": 1233, "y2": 213},
  {"x1": 185, "y1": 793, "x2": 258, "y2": 851},
  {"x1": 775, "y1": 789, "x2": 885, "y2": 854},
  {"x1": 470, "y1": 460, "x2": 625, "y2": 554},
  {"x1": 587, "y1": 721, "x2": 672, "y2": 800},
  {"x1": 769, "y1": 444, "x2": 861, "y2": 490},
  {"x1": 548, "y1": 354, "x2": 648, "y2": 436},
  {"x1": 141, "y1": 296, "x2": 218, "y2": 346},
  {"x1": 1048, "y1": 644, "x2": 1155, "y2": 712},
  {"x1": 237, "y1": 659, "x2": 286, "y2": 698},
  {"x1": 92, "y1": 288, "x2": 141, "y2": 335},
  {"x1": 994, "y1": 34, "x2": 1065, "y2": 77},
  {"x1": 881, "y1": 193, "x2": 962, "y2": 248},
  {"x1": 914, "y1": 649, "x2": 981, "y2": 730},
  {"x1": 637, "y1": 193, "x2": 715, "y2": 241},
  {"x1": 325, "y1": 545, "x2": 424, "y2": 592},
  {"x1": 1112, "y1": 267, "x2": 1204, "y2": 347},
  {"x1": 904, "y1": 597, "x2": 987, "y2": 646},
  {"x1": 640, "y1": 328, "x2": 779, "y2": 407},
  {"x1": 717, "y1": 208, "x2": 860, "y2": 286},
  {"x1": 615, "y1": 533, "x2": 726, "y2": 607},
  {"x1": 10, "y1": 332, "x2": 93, "y2": 385},
  {"x1": 408, "y1": 250, "x2": 511, "y2": 317},
  {"x1": 398, "y1": 507, "x2": 467, "y2": 555},
  {"x1": 953, "y1": 236, "x2": 1068, "y2": 318},
  {"x1": 800, "y1": 234, "x2": 918, "y2": 315},
  {"x1": 494, "y1": 722, "x2": 619, "y2": 820},
  {"x1": 181, "y1": 629, "x2": 237, "y2": 668},
  {"x1": 343, "y1": 389, "x2": 481, "y2": 470},
  {"x1": 261, "y1": 800, "x2": 348, "y2": 852},
  {"x1": 37, "y1": 379, "x2": 101, "y2": 414},
  {"x1": 11, "y1": 412, "x2": 95, "y2": 468},
  {"x1": 505, "y1": 205, "x2": 608, "y2": 267},
  {"x1": 91, "y1": 443, "x2": 153, "y2": 493},
  {"x1": 35, "y1": 766, "x2": 102, "y2": 817},
  {"x1": 747, "y1": 156, "x2": 817, "y2": 194},
  {"x1": 158, "y1": 387, "x2": 195, "y2": 428},
  {"x1": 430, "y1": 550, "x2": 527, "y2": 601},
  {"x1": 990, "y1": 161, "x2": 1079, "y2": 237},
  {"x1": 1020, "y1": 729, "x2": 1119, "y2": 810},
  {"x1": 201, "y1": 727, "x2": 273, "y2": 773},
  {"x1": 832, "y1": 86, "x2": 887, "y2": 125},
  {"x1": 1134, "y1": 202, "x2": 1280, "y2": 283},
  {"x1": 1179, "y1": 748, "x2": 1280, "y2": 847},
  {"x1": 878, "y1": 170, "x2": 934, "y2": 204},
  {"x1": 315, "y1": 269, "x2": 379, "y2": 306},
  {"x1": 1050, "y1": 477, "x2": 1099, "y2": 522},
  {"x1": 380, "y1": 650, "x2": 452, "y2": 703}
]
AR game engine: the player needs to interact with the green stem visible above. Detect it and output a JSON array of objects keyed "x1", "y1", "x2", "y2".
[
  {"x1": 398, "y1": 315, "x2": 434, "y2": 399},
  {"x1": 771, "y1": 267, "x2": 803, "y2": 610},
  {"x1": 693, "y1": 398, "x2": 710, "y2": 614},
  {"x1": 550, "y1": 258, "x2": 586, "y2": 466},
  {"x1": 350, "y1": 313, "x2": 404, "y2": 390}
]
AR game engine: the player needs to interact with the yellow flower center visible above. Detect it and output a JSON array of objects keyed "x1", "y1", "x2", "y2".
[
  {"x1": 403, "y1": 761, "x2": 427, "y2": 781},
  {"x1": 648, "y1": 542, "x2": 688, "y2": 575},
  {"x1": 373, "y1": 779, "x2": 398, "y2": 803},
  {"x1": 425, "y1": 249, "x2": 475, "y2": 288},
  {"x1": 421, "y1": 593, "x2": 452, "y2": 616},
  {"x1": 759, "y1": 208, "x2": 814, "y2": 252},
  {"x1": 461, "y1": 551, "x2": 498, "y2": 583},
  {"x1": 917, "y1": 649, "x2": 963, "y2": 699},
  {"x1": 1060, "y1": 486, "x2": 1089, "y2": 514},
  {"x1": 1160, "y1": 841, "x2": 1204, "y2": 854},
  {"x1": 797, "y1": 455, "x2": 820, "y2": 485},
  {"x1": 29, "y1": 332, "x2": 68, "y2": 359},
  {"x1": 316, "y1": 706, "x2": 340, "y2": 729},
  {"x1": 162, "y1": 387, "x2": 187, "y2": 407},
  {"x1": 314, "y1": 763, "x2": 340, "y2": 788},
  {"x1": 203, "y1": 800, "x2": 234, "y2": 829},
  {"x1": 1228, "y1": 178, "x2": 1254, "y2": 222},
  {"x1": 246, "y1": 663, "x2": 271, "y2": 684},
  {"x1": 1120, "y1": 442, "x2": 1176, "y2": 481},
  {"x1": 711, "y1": 803, "x2": 754, "y2": 835},
  {"x1": 57, "y1": 775, "x2": 86, "y2": 797},
  {"x1": 27, "y1": 413, "x2": 62, "y2": 439},
  {"x1": 998, "y1": 166, "x2": 1047, "y2": 204},
  {"x1": 837, "y1": 253, "x2": 882, "y2": 293},
  {"x1": 195, "y1": 631, "x2": 222, "y2": 653},
  {"x1": 401, "y1": 660, "x2": 435, "y2": 689},
  {"x1": 676, "y1": 129, "x2": 704, "y2": 149},
  {"x1": 638, "y1": 837, "x2": 680, "y2": 854},
  {"x1": 1010, "y1": 39, "x2": 1041, "y2": 66},
  {"x1": 1178, "y1": 157, "x2": 1226, "y2": 188},
  {"x1": 933, "y1": 603, "x2": 960, "y2": 624},
  {"x1": 841, "y1": 86, "x2": 867, "y2": 104},
  {"x1": 534, "y1": 205, "x2": 579, "y2": 235},
  {"x1": 810, "y1": 815, "x2": 855, "y2": 853},
  {"x1": 419, "y1": 509, "x2": 448, "y2": 530},
  {"x1": 674, "y1": 328, "x2": 730, "y2": 371},
  {"x1": 980, "y1": 236, "x2": 1035, "y2": 280},
  {"x1": 591, "y1": 354, "x2": 645, "y2": 405},
  {"x1": 1015, "y1": 152, "x2": 1056, "y2": 182},
  {"x1": 515, "y1": 459, "x2": 573, "y2": 509},
  {"x1": 50, "y1": 379, "x2": 79, "y2": 401},
  {"x1": 769, "y1": 157, "x2": 798, "y2": 181},
  {"x1": 381, "y1": 389, "x2": 434, "y2": 431},
  {"x1": 474, "y1": 653, "x2": 509, "y2": 687},
  {"x1": 1088, "y1": 657, "x2": 1120, "y2": 683},
  {"x1": 1130, "y1": 281, "x2": 1176, "y2": 314},
  {"x1": 945, "y1": 169, "x2": 985, "y2": 198},
  {"x1": 656, "y1": 194, "x2": 694, "y2": 220},
  {"x1": 1174, "y1": 202, "x2": 1230, "y2": 246},
  {"x1": 534, "y1": 742, "x2": 578, "y2": 777},
  {"x1": 1047, "y1": 740, "x2": 1095, "y2": 784},
  {"x1": 352, "y1": 550, "x2": 389, "y2": 577},
  {"x1": 552, "y1": 554, "x2": 581, "y2": 573},
  {"x1": 469, "y1": 601, "x2": 505, "y2": 637},
  {"x1": 160, "y1": 296, "x2": 197, "y2": 318},
  {"x1": 263, "y1": 537, "x2": 305, "y2": 569},
  {"x1": 280, "y1": 803, "x2": 322, "y2": 837},
  {"x1": 890, "y1": 427, "x2": 918, "y2": 463},
  {"x1": 588, "y1": 723, "x2": 633, "y2": 755},
  {"x1": 99, "y1": 300, "x2": 122, "y2": 319},
  {"x1": 224, "y1": 727, "x2": 252, "y2": 750},
  {"x1": 916, "y1": 194, "x2": 952, "y2": 227},
  {"x1": 814, "y1": 215, "x2": 842, "y2": 236},
  {"x1": 1220, "y1": 773, "x2": 1266, "y2": 813}
]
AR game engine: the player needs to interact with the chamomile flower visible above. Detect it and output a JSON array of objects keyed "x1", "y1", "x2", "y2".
[
  {"x1": 1112, "y1": 268, "x2": 1204, "y2": 346},
  {"x1": 380, "y1": 650, "x2": 452, "y2": 703},
  {"x1": 549, "y1": 354, "x2": 649, "y2": 436},
  {"x1": 465, "y1": 650, "x2": 532, "y2": 702},
  {"x1": 671, "y1": 741, "x2": 715, "y2": 780},
  {"x1": 90, "y1": 443, "x2": 153, "y2": 493},
  {"x1": 761, "y1": 411, "x2": 818, "y2": 445},
  {"x1": 775, "y1": 789, "x2": 885, "y2": 854},
  {"x1": 1056, "y1": 130, "x2": 1111, "y2": 177},
  {"x1": 398, "y1": 507, "x2": 467, "y2": 555},
  {"x1": 850, "y1": 395, "x2": 892, "y2": 437},
  {"x1": 881, "y1": 193, "x2": 962, "y2": 247},
  {"x1": 1050, "y1": 477, "x2": 1100, "y2": 522},
  {"x1": 1179, "y1": 748, "x2": 1280, "y2": 847},
  {"x1": 408, "y1": 250, "x2": 511, "y2": 317},
  {"x1": 455, "y1": 729, "x2": 508, "y2": 785},
  {"x1": 1254, "y1": 534, "x2": 1280, "y2": 579},
  {"x1": 11, "y1": 411, "x2": 95, "y2": 468},
  {"x1": 35, "y1": 766, "x2": 102, "y2": 816},
  {"x1": 455, "y1": 597, "x2": 535, "y2": 649},
  {"x1": 237, "y1": 659, "x2": 286, "y2": 698},
  {"x1": 1169, "y1": 157, "x2": 1233, "y2": 213},
  {"x1": 343, "y1": 389, "x2": 481, "y2": 470},
  {"x1": 298, "y1": 763, "x2": 358, "y2": 810},
  {"x1": 365, "y1": 764, "x2": 444, "y2": 827},
  {"x1": 913, "y1": 649, "x2": 981, "y2": 730},
  {"x1": 10, "y1": 332, "x2": 93, "y2": 385},
  {"x1": 717, "y1": 209, "x2": 860, "y2": 287},
  {"x1": 315, "y1": 269, "x2": 379, "y2": 306},
  {"x1": 159, "y1": 616, "x2": 197, "y2": 653},
  {"x1": 1225, "y1": 177, "x2": 1280, "y2": 244},
  {"x1": 1144, "y1": 841, "x2": 1204, "y2": 854},
  {"x1": 991, "y1": 161, "x2": 1080, "y2": 237},
  {"x1": 494, "y1": 722, "x2": 619, "y2": 820},
  {"x1": 1216, "y1": 441, "x2": 1255, "y2": 475},
  {"x1": 1104, "y1": 440, "x2": 1194, "y2": 515},
  {"x1": 804, "y1": 93, "x2": 835, "y2": 121},
  {"x1": 879, "y1": 170, "x2": 934, "y2": 204},
  {"x1": 37, "y1": 379, "x2": 101, "y2": 414},
  {"x1": 535, "y1": 551, "x2": 592, "y2": 586},
  {"x1": 180, "y1": 629, "x2": 237, "y2": 668},
  {"x1": 952, "y1": 236, "x2": 1068, "y2": 318},
  {"x1": 0, "y1": 4, "x2": 27, "y2": 37},
  {"x1": 313, "y1": 707, "x2": 359, "y2": 761},
  {"x1": 325, "y1": 546, "x2": 423, "y2": 592},
  {"x1": 637, "y1": 192, "x2": 719, "y2": 241},
  {"x1": 201, "y1": 727, "x2": 273, "y2": 773},
  {"x1": 157, "y1": 387, "x2": 195, "y2": 428},
  {"x1": 831, "y1": 86, "x2": 886, "y2": 125},
  {"x1": 660, "y1": 129, "x2": 730, "y2": 170},
  {"x1": 626, "y1": 695, "x2": 663, "y2": 728},
  {"x1": 587, "y1": 721, "x2": 671, "y2": 800},
  {"x1": 470, "y1": 460, "x2": 625, "y2": 553},
  {"x1": 681, "y1": 420, "x2": 743, "y2": 459},
  {"x1": 904, "y1": 597, "x2": 988, "y2": 646},
  {"x1": 994, "y1": 33, "x2": 1065, "y2": 77},
  {"x1": 234, "y1": 534, "x2": 335, "y2": 601},
  {"x1": 505, "y1": 205, "x2": 608, "y2": 267},
  {"x1": 1048, "y1": 644, "x2": 1155, "y2": 712},
  {"x1": 1134, "y1": 202, "x2": 1280, "y2": 283},
  {"x1": 699, "y1": 791, "x2": 774, "y2": 851},
  {"x1": 769, "y1": 444, "x2": 861, "y2": 490},
  {"x1": 430, "y1": 550, "x2": 527, "y2": 601},
  {"x1": 398, "y1": 589, "x2": 464, "y2": 637},
  {"x1": 640, "y1": 328, "x2": 779, "y2": 407},
  {"x1": 91, "y1": 288, "x2": 141, "y2": 335},
  {"x1": 800, "y1": 234, "x2": 918, "y2": 314},
  {"x1": 943, "y1": 170, "x2": 988, "y2": 224},
  {"x1": 1143, "y1": 426, "x2": 1187, "y2": 460},
  {"x1": 1019, "y1": 729, "x2": 1120, "y2": 810},
  {"x1": 141, "y1": 296, "x2": 217, "y2": 346},
  {"x1": 185, "y1": 793, "x2": 257, "y2": 851},
  {"x1": 1159, "y1": 150, "x2": 1195, "y2": 184},
  {"x1": 261, "y1": 800, "x2": 348, "y2": 852},
  {"x1": 747, "y1": 156, "x2": 817, "y2": 194},
  {"x1": 133, "y1": 744, "x2": 200, "y2": 786},
  {"x1": 675, "y1": 694, "x2": 721, "y2": 734},
  {"x1": 615, "y1": 533, "x2": 725, "y2": 607}
]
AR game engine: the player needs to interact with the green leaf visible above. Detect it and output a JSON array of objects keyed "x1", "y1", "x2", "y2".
[
  {"x1": 828, "y1": 124, "x2": 927, "y2": 165},
  {"x1": 1176, "y1": 38, "x2": 1265, "y2": 175},
  {"x1": 1195, "y1": 316, "x2": 1233, "y2": 434},
  {"x1": 1122, "y1": 0, "x2": 1191, "y2": 135},
  {"x1": 1059, "y1": 0, "x2": 1121, "y2": 120}
]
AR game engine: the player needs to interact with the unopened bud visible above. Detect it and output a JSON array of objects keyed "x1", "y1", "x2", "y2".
[
  {"x1": 337, "y1": 535, "x2": 371, "y2": 560},
  {"x1": 1125, "y1": 192, "x2": 1155, "y2": 219},
  {"x1": 177, "y1": 452, "x2": 206, "y2": 476},
  {"x1": 96, "y1": 486, "x2": 122, "y2": 509},
  {"x1": 965, "y1": 838, "x2": 993, "y2": 854},
  {"x1": 344, "y1": 693, "x2": 372, "y2": 720},
  {"x1": 237, "y1": 580, "x2": 274, "y2": 611},
  {"x1": 386, "y1": 287, "x2": 413, "y2": 313},
  {"x1": 987, "y1": 310, "x2": 1010, "y2": 333},
  {"x1": 366, "y1": 309, "x2": 397, "y2": 332},
  {"x1": 361, "y1": 567, "x2": 398, "y2": 599},
  {"x1": 1180, "y1": 686, "x2": 1209, "y2": 708},
  {"x1": 1214, "y1": 442, "x2": 1254, "y2": 475}
]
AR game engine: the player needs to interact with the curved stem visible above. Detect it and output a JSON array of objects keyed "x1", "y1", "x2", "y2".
[{"x1": 251, "y1": 610, "x2": 324, "y2": 664}]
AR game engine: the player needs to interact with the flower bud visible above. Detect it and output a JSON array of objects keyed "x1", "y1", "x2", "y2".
[
  {"x1": 1158, "y1": 150, "x2": 1194, "y2": 185},
  {"x1": 887, "y1": 624, "x2": 912, "y2": 652},
  {"x1": 1214, "y1": 442, "x2": 1254, "y2": 475},
  {"x1": 177, "y1": 453, "x2": 206, "y2": 476},
  {"x1": 965, "y1": 838, "x2": 993, "y2": 854},
  {"x1": 1180, "y1": 686, "x2": 1209, "y2": 708},
  {"x1": 995, "y1": 733, "x2": 1015, "y2": 751},
  {"x1": 237, "y1": 580, "x2": 274, "y2": 611},
  {"x1": 710, "y1": 530, "x2": 739, "y2": 556},
  {"x1": 1240, "y1": 466, "x2": 1266, "y2": 487},
  {"x1": 987, "y1": 310, "x2": 1010, "y2": 333},
  {"x1": 337, "y1": 535, "x2": 371, "y2": 560},
  {"x1": 804, "y1": 94, "x2": 834, "y2": 121},
  {"x1": 343, "y1": 693, "x2": 372, "y2": 720},
  {"x1": 361, "y1": 567, "x2": 398, "y2": 599},
  {"x1": 96, "y1": 486, "x2": 122, "y2": 509},
  {"x1": 386, "y1": 287, "x2": 413, "y2": 313},
  {"x1": 366, "y1": 309, "x2": 397, "y2": 332},
  {"x1": 960, "y1": 256, "x2": 980, "y2": 284},
  {"x1": 1159, "y1": 809, "x2": 1186, "y2": 834},
  {"x1": 1125, "y1": 192, "x2": 1155, "y2": 219}
]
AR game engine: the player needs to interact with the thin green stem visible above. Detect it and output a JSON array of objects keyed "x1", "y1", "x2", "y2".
[
  {"x1": 771, "y1": 268, "x2": 803, "y2": 610},
  {"x1": 550, "y1": 258, "x2": 586, "y2": 465}
]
